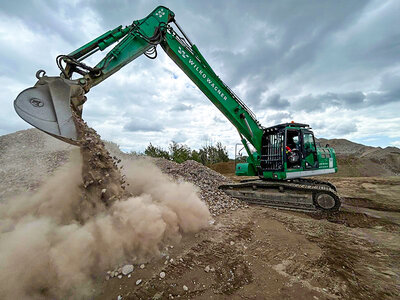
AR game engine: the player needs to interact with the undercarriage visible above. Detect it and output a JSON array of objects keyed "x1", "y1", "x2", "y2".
[{"x1": 219, "y1": 178, "x2": 341, "y2": 213}]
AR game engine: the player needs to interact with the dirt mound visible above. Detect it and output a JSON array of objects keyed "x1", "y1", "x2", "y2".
[
  {"x1": 319, "y1": 138, "x2": 400, "y2": 177},
  {"x1": 209, "y1": 161, "x2": 236, "y2": 175},
  {"x1": 318, "y1": 138, "x2": 375, "y2": 155},
  {"x1": 0, "y1": 129, "x2": 73, "y2": 201}
]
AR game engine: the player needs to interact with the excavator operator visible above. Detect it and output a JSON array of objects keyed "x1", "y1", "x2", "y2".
[{"x1": 286, "y1": 134, "x2": 300, "y2": 167}]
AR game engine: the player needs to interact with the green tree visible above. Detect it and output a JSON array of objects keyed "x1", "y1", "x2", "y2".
[
  {"x1": 169, "y1": 141, "x2": 192, "y2": 163},
  {"x1": 190, "y1": 149, "x2": 201, "y2": 163},
  {"x1": 144, "y1": 141, "x2": 229, "y2": 165},
  {"x1": 199, "y1": 142, "x2": 229, "y2": 165},
  {"x1": 144, "y1": 143, "x2": 170, "y2": 159},
  {"x1": 215, "y1": 142, "x2": 229, "y2": 162}
]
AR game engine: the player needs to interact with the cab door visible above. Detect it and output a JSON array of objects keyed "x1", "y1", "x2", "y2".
[{"x1": 302, "y1": 131, "x2": 318, "y2": 169}]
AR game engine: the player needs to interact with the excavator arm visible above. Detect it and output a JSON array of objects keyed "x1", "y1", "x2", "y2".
[{"x1": 14, "y1": 6, "x2": 262, "y2": 169}]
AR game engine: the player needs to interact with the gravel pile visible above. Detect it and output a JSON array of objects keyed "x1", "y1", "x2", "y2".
[
  {"x1": 155, "y1": 159, "x2": 245, "y2": 216},
  {"x1": 0, "y1": 129, "x2": 73, "y2": 201}
]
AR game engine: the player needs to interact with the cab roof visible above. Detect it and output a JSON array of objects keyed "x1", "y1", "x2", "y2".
[{"x1": 263, "y1": 122, "x2": 310, "y2": 133}]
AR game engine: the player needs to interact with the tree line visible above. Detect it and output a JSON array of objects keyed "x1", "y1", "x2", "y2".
[{"x1": 142, "y1": 141, "x2": 230, "y2": 165}]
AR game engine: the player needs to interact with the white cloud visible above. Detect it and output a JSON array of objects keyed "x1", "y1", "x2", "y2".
[{"x1": 390, "y1": 141, "x2": 400, "y2": 148}]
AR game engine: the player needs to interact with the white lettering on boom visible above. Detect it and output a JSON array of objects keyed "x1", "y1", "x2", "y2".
[{"x1": 184, "y1": 55, "x2": 226, "y2": 101}]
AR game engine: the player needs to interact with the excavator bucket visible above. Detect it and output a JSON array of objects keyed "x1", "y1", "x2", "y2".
[{"x1": 14, "y1": 75, "x2": 86, "y2": 145}]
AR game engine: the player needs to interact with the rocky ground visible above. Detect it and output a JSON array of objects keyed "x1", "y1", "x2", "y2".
[
  {"x1": 0, "y1": 129, "x2": 399, "y2": 299},
  {"x1": 95, "y1": 169, "x2": 400, "y2": 300}
]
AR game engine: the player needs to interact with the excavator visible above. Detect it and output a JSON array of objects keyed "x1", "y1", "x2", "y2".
[{"x1": 14, "y1": 6, "x2": 341, "y2": 212}]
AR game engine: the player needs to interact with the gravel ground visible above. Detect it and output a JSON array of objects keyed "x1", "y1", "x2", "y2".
[{"x1": 1, "y1": 129, "x2": 399, "y2": 300}]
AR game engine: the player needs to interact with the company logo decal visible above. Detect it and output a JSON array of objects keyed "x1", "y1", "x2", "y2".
[{"x1": 155, "y1": 9, "x2": 165, "y2": 18}]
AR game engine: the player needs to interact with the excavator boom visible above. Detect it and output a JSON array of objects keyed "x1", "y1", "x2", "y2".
[{"x1": 15, "y1": 7, "x2": 262, "y2": 154}]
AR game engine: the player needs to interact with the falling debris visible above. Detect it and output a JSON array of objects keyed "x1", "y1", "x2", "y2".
[{"x1": 73, "y1": 114, "x2": 127, "y2": 222}]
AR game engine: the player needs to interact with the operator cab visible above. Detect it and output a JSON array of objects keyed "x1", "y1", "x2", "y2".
[{"x1": 260, "y1": 122, "x2": 318, "y2": 174}]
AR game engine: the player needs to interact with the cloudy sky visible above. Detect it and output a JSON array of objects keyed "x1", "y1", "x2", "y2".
[{"x1": 1, "y1": 0, "x2": 399, "y2": 155}]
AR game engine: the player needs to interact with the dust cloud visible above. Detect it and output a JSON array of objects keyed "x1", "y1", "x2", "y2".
[{"x1": 0, "y1": 150, "x2": 210, "y2": 299}]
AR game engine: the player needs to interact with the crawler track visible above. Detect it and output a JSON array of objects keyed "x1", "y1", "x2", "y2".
[{"x1": 219, "y1": 178, "x2": 341, "y2": 213}]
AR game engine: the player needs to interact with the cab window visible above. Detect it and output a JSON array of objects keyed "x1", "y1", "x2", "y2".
[{"x1": 303, "y1": 132, "x2": 316, "y2": 152}]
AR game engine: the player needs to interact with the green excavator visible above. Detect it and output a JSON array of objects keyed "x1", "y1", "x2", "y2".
[{"x1": 14, "y1": 6, "x2": 341, "y2": 212}]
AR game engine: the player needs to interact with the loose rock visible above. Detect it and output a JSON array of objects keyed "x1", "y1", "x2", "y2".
[{"x1": 122, "y1": 264, "x2": 134, "y2": 275}]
